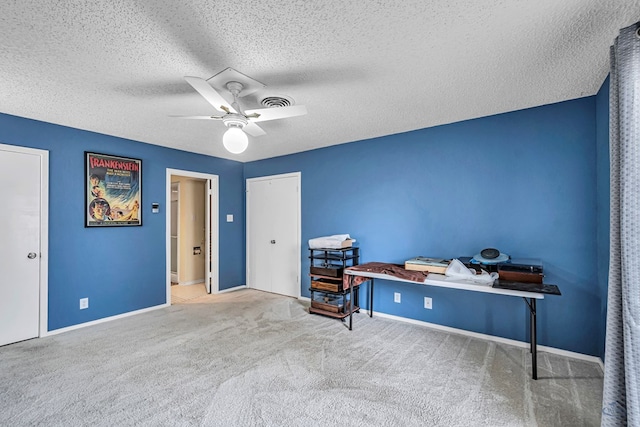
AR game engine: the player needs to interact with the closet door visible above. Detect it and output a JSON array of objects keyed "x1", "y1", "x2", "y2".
[
  {"x1": 247, "y1": 178, "x2": 273, "y2": 293},
  {"x1": 246, "y1": 173, "x2": 300, "y2": 297}
]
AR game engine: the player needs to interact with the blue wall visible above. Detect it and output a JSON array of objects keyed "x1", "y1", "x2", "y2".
[
  {"x1": 0, "y1": 113, "x2": 246, "y2": 331},
  {"x1": 245, "y1": 97, "x2": 600, "y2": 356},
  {"x1": 1, "y1": 90, "x2": 607, "y2": 357},
  {"x1": 596, "y1": 76, "x2": 610, "y2": 359}
]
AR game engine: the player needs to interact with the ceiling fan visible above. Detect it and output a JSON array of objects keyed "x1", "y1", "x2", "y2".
[{"x1": 173, "y1": 68, "x2": 307, "y2": 154}]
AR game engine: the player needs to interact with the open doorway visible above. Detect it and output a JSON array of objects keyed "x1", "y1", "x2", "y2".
[{"x1": 166, "y1": 169, "x2": 219, "y2": 305}]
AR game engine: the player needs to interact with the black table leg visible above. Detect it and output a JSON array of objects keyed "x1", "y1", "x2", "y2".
[
  {"x1": 369, "y1": 278, "x2": 374, "y2": 317},
  {"x1": 531, "y1": 298, "x2": 537, "y2": 380},
  {"x1": 524, "y1": 297, "x2": 538, "y2": 380},
  {"x1": 354, "y1": 282, "x2": 359, "y2": 312},
  {"x1": 349, "y1": 278, "x2": 353, "y2": 331}
]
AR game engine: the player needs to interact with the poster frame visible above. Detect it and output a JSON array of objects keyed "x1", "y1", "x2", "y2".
[{"x1": 85, "y1": 151, "x2": 142, "y2": 228}]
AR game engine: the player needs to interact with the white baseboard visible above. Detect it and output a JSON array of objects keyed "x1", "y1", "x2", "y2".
[
  {"x1": 45, "y1": 285, "x2": 245, "y2": 336},
  {"x1": 45, "y1": 290, "x2": 603, "y2": 368},
  {"x1": 43, "y1": 303, "x2": 168, "y2": 337},
  {"x1": 300, "y1": 291, "x2": 602, "y2": 366},
  {"x1": 370, "y1": 310, "x2": 603, "y2": 366}
]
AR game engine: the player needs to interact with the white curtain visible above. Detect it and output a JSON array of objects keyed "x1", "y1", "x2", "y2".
[{"x1": 602, "y1": 21, "x2": 640, "y2": 427}]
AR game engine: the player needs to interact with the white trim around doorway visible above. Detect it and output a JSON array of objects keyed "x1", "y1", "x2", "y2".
[{"x1": 165, "y1": 168, "x2": 219, "y2": 305}]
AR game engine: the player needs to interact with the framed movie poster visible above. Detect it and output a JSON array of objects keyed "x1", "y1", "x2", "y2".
[{"x1": 85, "y1": 152, "x2": 142, "y2": 227}]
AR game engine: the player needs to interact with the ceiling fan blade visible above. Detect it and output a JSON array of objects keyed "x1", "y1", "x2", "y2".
[
  {"x1": 184, "y1": 76, "x2": 237, "y2": 113},
  {"x1": 244, "y1": 122, "x2": 266, "y2": 137},
  {"x1": 169, "y1": 115, "x2": 224, "y2": 120},
  {"x1": 244, "y1": 105, "x2": 307, "y2": 122}
]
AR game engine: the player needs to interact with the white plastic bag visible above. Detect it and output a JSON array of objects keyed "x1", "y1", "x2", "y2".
[{"x1": 445, "y1": 259, "x2": 498, "y2": 285}]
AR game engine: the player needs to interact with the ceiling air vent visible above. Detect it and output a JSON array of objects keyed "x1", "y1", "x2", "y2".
[{"x1": 260, "y1": 96, "x2": 293, "y2": 108}]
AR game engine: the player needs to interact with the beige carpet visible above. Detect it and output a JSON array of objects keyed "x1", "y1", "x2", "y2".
[{"x1": 0, "y1": 289, "x2": 603, "y2": 426}]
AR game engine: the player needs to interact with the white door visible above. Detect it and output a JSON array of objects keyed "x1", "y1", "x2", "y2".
[
  {"x1": 205, "y1": 178, "x2": 214, "y2": 293},
  {"x1": 247, "y1": 178, "x2": 273, "y2": 293},
  {"x1": 0, "y1": 148, "x2": 42, "y2": 346},
  {"x1": 247, "y1": 173, "x2": 300, "y2": 298},
  {"x1": 269, "y1": 176, "x2": 299, "y2": 296}
]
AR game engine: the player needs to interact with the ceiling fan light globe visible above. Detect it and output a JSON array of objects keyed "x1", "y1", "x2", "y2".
[{"x1": 223, "y1": 127, "x2": 248, "y2": 154}]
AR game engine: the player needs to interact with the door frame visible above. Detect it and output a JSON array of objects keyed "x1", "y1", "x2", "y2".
[
  {"x1": 0, "y1": 143, "x2": 49, "y2": 337},
  {"x1": 166, "y1": 168, "x2": 219, "y2": 303},
  {"x1": 246, "y1": 171, "x2": 301, "y2": 298},
  {"x1": 170, "y1": 181, "x2": 180, "y2": 283}
]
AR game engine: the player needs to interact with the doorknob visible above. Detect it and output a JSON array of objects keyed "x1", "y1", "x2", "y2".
[
  {"x1": 27, "y1": 252, "x2": 37, "y2": 259},
  {"x1": 270, "y1": 240, "x2": 276, "y2": 244}
]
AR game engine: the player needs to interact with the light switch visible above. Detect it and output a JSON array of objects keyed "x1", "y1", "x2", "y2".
[{"x1": 226, "y1": 214, "x2": 233, "y2": 222}]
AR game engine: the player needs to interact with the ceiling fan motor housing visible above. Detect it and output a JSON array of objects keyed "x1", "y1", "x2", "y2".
[{"x1": 222, "y1": 113, "x2": 248, "y2": 129}]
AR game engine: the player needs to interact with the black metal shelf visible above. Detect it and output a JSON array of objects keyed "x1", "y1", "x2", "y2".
[
  {"x1": 309, "y1": 247, "x2": 360, "y2": 262},
  {"x1": 308, "y1": 246, "x2": 361, "y2": 329}
]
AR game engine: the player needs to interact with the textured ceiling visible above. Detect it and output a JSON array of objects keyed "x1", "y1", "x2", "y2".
[{"x1": 0, "y1": 1, "x2": 638, "y2": 162}]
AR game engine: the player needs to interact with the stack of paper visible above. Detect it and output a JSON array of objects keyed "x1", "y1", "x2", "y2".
[{"x1": 404, "y1": 257, "x2": 450, "y2": 274}]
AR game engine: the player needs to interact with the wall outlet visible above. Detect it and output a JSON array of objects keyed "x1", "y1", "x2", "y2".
[
  {"x1": 424, "y1": 297, "x2": 432, "y2": 309},
  {"x1": 394, "y1": 292, "x2": 401, "y2": 303},
  {"x1": 79, "y1": 298, "x2": 89, "y2": 310}
]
